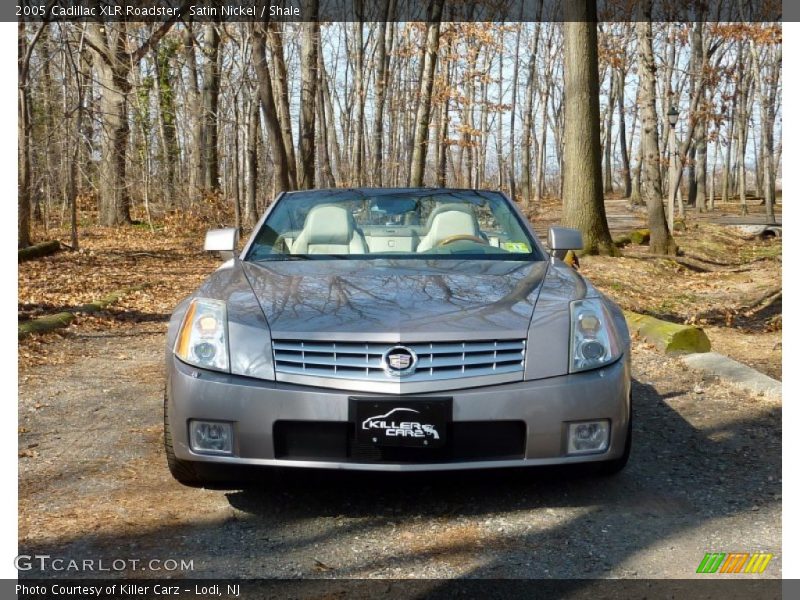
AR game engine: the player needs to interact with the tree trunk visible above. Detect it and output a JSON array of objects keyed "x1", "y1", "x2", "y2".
[
  {"x1": 155, "y1": 41, "x2": 179, "y2": 205},
  {"x1": 298, "y1": 11, "x2": 319, "y2": 190},
  {"x1": 496, "y1": 32, "x2": 504, "y2": 190},
  {"x1": 750, "y1": 39, "x2": 780, "y2": 224},
  {"x1": 534, "y1": 89, "x2": 548, "y2": 205},
  {"x1": 690, "y1": 22, "x2": 707, "y2": 213},
  {"x1": 694, "y1": 111, "x2": 708, "y2": 213},
  {"x1": 201, "y1": 22, "x2": 221, "y2": 192},
  {"x1": 561, "y1": 1, "x2": 616, "y2": 256},
  {"x1": 436, "y1": 35, "x2": 451, "y2": 187},
  {"x1": 722, "y1": 102, "x2": 733, "y2": 204},
  {"x1": 232, "y1": 96, "x2": 242, "y2": 230},
  {"x1": 183, "y1": 25, "x2": 203, "y2": 204},
  {"x1": 245, "y1": 96, "x2": 259, "y2": 227},
  {"x1": 602, "y1": 67, "x2": 614, "y2": 194},
  {"x1": 631, "y1": 141, "x2": 643, "y2": 206},
  {"x1": 319, "y1": 50, "x2": 342, "y2": 186},
  {"x1": 709, "y1": 136, "x2": 718, "y2": 211},
  {"x1": 352, "y1": 19, "x2": 365, "y2": 186},
  {"x1": 315, "y1": 50, "x2": 336, "y2": 188},
  {"x1": 266, "y1": 23, "x2": 298, "y2": 189},
  {"x1": 508, "y1": 24, "x2": 522, "y2": 200},
  {"x1": 93, "y1": 48, "x2": 132, "y2": 225},
  {"x1": 636, "y1": 15, "x2": 676, "y2": 255},
  {"x1": 371, "y1": 0, "x2": 395, "y2": 186},
  {"x1": 253, "y1": 26, "x2": 292, "y2": 192},
  {"x1": 408, "y1": 0, "x2": 444, "y2": 187},
  {"x1": 520, "y1": 47, "x2": 535, "y2": 206},
  {"x1": 616, "y1": 67, "x2": 632, "y2": 198},
  {"x1": 18, "y1": 21, "x2": 32, "y2": 248},
  {"x1": 736, "y1": 41, "x2": 750, "y2": 215}
]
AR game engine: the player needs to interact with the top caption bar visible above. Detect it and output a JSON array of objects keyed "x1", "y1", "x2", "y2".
[{"x1": 11, "y1": 0, "x2": 784, "y2": 22}]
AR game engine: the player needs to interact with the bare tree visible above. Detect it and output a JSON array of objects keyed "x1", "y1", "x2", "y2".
[
  {"x1": 18, "y1": 21, "x2": 40, "y2": 247},
  {"x1": 409, "y1": 0, "x2": 445, "y2": 187},
  {"x1": 85, "y1": 20, "x2": 176, "y2": 225},
  {"x1": 182, "y1": 24, "x2": 203, "y2": 203},
  {"x1": 749, "y1": 27, "x2": 781, "y2": 223},
  {"x1": 298, "y1": 2, "x2": 320, "y2": 189},
  {"x1": 244, "y1": 93, "x2": 259, "y2": 226},
  {"x1": 201, "y1": 21, "x2": 221, "y2": 192},
  {"x1": 636, "y1": 13, "x2": 676, "y2": 255},
  {"x1": 266, "y1": 22, "x2": 298, "y2": 189},
  {"x1": 371, "y1": 0, "x2": 396, "y2": 185},
  {"x1": 561, "y1": 0, "x2": 616, "y2": 255},
  {"x1": 253, "y1": 24, "x2": 292, "y2": 192}
]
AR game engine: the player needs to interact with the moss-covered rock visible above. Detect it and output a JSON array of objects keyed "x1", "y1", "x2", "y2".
[
  {"x1": 624, "y1": 310, "x2": 711, "y2": 354},
  {"x1": 629, "y1": 229, "x2": 651, "y2": 245},
  {"x1": 613, "y1": 234, "x2": 632, "y2": 248}
]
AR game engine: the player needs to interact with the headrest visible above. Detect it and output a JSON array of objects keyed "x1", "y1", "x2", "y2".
[
  {"x1": 302, "y1": 205, "x2": 354, "y2": 245},
  {"x1": 424, "y1": 203, "x2": 478, "y2": 231}
]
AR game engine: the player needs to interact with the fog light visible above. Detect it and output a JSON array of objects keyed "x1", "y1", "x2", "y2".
[
  {"x1": 189, "y1": 420, "x2": 233, "y2": 455},
  {"x1": 567, "y1": 420, "x2": 610, "y2": 455}
]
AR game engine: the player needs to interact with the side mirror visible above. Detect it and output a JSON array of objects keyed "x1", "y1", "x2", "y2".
[
  {"x1": 204, "y1": 228, "x2": 239, "y2": 261},
  {"x1": 547, "y1": 226, "x2": 583, "y2": 257}
]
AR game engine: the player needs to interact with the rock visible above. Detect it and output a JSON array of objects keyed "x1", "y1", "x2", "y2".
[{"x1": 681, "y1": 352, "x2": 782, "y2": 400}]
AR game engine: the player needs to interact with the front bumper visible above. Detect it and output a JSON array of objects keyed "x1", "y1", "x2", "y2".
[{"x1": 166, "y1": 355, "x2": 630, "y2": 472}]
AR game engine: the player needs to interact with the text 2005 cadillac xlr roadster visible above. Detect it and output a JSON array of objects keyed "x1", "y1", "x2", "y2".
[{"x1": 164, "y1": 188, "x2": 631, "y2": 486}]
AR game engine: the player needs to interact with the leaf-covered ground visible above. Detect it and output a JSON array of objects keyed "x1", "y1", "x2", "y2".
[
  {"x1": 578, "y1": 223, "x2": 781, "y2": 379},
  {"x1": 19, "y1": 219, "x2": 217, "y2": 370}
]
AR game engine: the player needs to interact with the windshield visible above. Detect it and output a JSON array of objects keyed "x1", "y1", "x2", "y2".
[{"x1": 245, "y1": 189, "x2": 542, "y2": 261}]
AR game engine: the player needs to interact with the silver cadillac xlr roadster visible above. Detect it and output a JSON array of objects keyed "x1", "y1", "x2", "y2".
[{"x1": 164, "y1": 188, "x2": 631, "y2": 485}]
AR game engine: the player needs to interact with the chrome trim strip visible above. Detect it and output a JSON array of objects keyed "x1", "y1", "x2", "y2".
[{"x1": 273, "y1": 367, "x2": 524, "y2": 394}]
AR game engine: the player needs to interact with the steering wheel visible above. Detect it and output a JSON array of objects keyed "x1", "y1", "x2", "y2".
[{"x1": 436, "y1": 234, "x2": 490, "y2": 247}]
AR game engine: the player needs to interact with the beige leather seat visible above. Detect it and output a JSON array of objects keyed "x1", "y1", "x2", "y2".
[
  {"x1": 416, "y1": 205, "x2": 481, "y2": 252},
  {"x1": 291, "y1": 205, "x2": 368, "y2": 254}
]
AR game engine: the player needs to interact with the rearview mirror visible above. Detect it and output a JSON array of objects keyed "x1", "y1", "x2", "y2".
[
  {"x1": 548, "y1": 226, "x2": 583, "y2": 255},
  {"x1": 204, "y1": 228, "x2": 239, "y2": 261}
]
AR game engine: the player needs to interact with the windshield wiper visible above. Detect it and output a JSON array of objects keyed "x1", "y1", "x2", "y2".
[{"x1": 253, "y1": 254, "x2": 349, "y2": 261}]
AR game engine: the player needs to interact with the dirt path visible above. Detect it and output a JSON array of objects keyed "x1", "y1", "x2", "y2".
[{"x1": 18, "y1": 324, "x2": 781, "y2": 579}]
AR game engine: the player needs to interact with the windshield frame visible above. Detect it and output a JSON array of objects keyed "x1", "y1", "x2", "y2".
[{"x1": 241, "y1": 188, "x2": 547, "y2": 263}]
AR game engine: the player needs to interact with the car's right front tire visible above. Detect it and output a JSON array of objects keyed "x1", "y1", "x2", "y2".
[{"x1": 163, "y1": 389, "x2": 261, "y2": 489}]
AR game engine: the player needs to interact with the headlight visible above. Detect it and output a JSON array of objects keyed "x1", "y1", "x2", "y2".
[
  {"x1": 174, "y1": 298, "x2": 229, "y2": 372},
  {"x1": 569, "y1": 298, "x2": 621, "y2": 373}
]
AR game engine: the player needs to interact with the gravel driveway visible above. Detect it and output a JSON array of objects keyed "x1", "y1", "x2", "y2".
[{"x1": 18, "y1": 323, "x2": 781, "y2": 579}]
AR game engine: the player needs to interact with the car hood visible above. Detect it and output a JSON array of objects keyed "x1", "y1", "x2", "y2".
[{"x1": 242, "y1": 259, "x2": 549, "y2": 341}]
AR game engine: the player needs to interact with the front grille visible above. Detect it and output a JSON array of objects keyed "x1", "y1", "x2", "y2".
[{"x1": 272, "y1": 339, "x2": 526, "y2": 382}]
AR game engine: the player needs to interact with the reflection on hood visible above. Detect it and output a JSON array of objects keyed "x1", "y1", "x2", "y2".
[{"x1": 243, "y1": 259, "x2": 549, "y2": 339}]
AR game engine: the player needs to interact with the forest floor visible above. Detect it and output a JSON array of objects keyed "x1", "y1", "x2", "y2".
[{"x1": 18, "y1": 197, "x2": 781, "y2": 579}]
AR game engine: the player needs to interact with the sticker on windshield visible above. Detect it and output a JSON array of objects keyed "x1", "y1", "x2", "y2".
[{"x1": 501, "y1": 242, "x2": 530, "y2": 253}]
